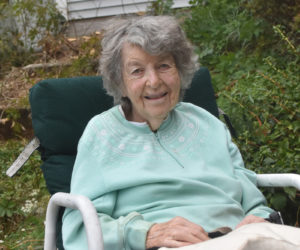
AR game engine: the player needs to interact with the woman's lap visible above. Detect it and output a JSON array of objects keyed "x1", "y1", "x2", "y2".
[{"x1": 158, "y1": 223, "x2": 300, "y2": 250}]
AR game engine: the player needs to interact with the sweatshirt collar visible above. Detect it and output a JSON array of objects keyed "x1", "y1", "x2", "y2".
[{"x1": 114, "y1": 105, "x2": 174, "y2": 134}]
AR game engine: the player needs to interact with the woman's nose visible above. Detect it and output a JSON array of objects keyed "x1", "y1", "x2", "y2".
[{"x1": 146, "y1": 69, "x2": 161, "y2": 88}]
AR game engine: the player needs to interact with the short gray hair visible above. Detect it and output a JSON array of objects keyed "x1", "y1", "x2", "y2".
[{"x1": 99, "y1": 15, "x2": 199, "y2": 105}]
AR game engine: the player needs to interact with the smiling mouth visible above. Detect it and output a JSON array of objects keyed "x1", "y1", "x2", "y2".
[{"x1": 145, "y1": 92, "x2": 168, "y2": 100}]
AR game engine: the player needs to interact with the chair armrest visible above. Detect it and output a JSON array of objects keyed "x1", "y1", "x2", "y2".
[
  {"x1": 6, "y1": 137, "x2": 40, "y2": 177},
  {"x1": 257, "y1": 174, "x2": 300, "y2": 190},
  {"x1": 44, "y1": 192, "x2": 104, "y2": 250}
]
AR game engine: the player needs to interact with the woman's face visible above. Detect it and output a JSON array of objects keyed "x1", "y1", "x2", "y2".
[{"x1": 121, "y1": 43, "x2": 181, "y2": 130}]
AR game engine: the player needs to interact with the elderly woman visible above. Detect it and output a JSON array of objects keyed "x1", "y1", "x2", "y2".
[{"x1": 62, "y1": 16, "x2": 273, "y2": 250}]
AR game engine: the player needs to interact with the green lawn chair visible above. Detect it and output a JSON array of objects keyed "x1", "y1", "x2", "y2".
[{"x1": 6, "y1": 67, "x2": 300, "y2": 250}]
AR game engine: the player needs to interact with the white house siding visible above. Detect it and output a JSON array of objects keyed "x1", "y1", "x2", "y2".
[{"x1": 56, "y1": 0, "x2": 191, "y2": 20}]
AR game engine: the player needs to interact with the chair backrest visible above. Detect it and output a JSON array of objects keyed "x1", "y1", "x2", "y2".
[
  {"x1": 30, "y1": 76, "x2": 113, "y2": 194},
  {"x1": 184, "y1": 67, "x2": 219, "y2": 118}
]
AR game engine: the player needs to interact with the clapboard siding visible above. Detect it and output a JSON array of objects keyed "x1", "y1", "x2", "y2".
[{"x1": 65, "y1": 0, "x2": 191, "y2": 20}]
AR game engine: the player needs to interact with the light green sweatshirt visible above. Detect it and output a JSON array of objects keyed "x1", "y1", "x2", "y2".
[{"x1": 62, "y1": 102, "x2": 273, "y2": 250}]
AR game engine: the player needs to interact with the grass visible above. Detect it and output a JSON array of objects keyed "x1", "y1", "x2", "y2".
[{"x1": 0, "y1": 139, "x2": 49, "y2": 250}]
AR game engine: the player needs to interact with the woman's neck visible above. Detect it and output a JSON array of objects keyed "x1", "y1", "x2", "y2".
[{"x1": 122, "y1": 105, "x2": 165, "y2": 132}]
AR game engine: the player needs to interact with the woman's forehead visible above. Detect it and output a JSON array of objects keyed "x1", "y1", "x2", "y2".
[{"x1": 122, "y1": 43, "x2": 174, "y2": 64}]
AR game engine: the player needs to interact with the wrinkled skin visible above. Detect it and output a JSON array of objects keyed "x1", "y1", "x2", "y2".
[{"x1": 146, "y1": 215, "x2": 268, "y2": 249}]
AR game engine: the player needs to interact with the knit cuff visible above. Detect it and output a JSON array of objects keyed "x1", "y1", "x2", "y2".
[{"x1": 124, "y1": 213, "x2": 155, "y2": 250}]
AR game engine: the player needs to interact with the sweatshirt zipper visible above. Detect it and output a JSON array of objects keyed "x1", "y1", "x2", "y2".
[{"x1": 154, "y1": 132, "x2": 184, "y2": 168}]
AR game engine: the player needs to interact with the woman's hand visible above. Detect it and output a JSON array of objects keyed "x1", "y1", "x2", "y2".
[
  {"x1": 146, "y1": 216, "x2": 210, "y2": 249},
  {"x1": 235, "y1": 214, "x2": 267, "y2": 229}
]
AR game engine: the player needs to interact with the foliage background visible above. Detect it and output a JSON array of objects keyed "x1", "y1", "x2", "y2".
[
  {"x1": 183, "y1": 0, "x2": 300, "y2": 225},
  {"x1": 0, "y1": 0, "x2": 299, "y2": 248}
]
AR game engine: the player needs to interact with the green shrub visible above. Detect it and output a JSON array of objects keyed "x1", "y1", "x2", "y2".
[
  {"x1": 148, "y1": 0, "x2": 175, "y2": 15},
  {"x1": 222, "y1": 44, "x2": 299, "y2": 176},
  {"x1": 0, "y1": 0, "x2": 63, "y2": 73},
  {"x1": 223, "y1": 57, "x2": 299, "y2": 225},
  {"x1": 219, "y1": 29, "x2": 299, "y2": 222},
  {"x1": 184, "y1": 0, "x2": 300, "y2": 225},
  {"x1": 184, "y1": 0, "x2": 275, "y2": 90},
  {"x1": 243, "y1": 0, "x2": 300, "y2": 33},
  {"x1": 10, "y1": 0, "x2": 63, "y2": 48}
]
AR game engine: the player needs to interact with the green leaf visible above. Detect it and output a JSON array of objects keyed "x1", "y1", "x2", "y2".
[
  {"x1": 283, "y1": 187, "x2": 296, "y2": 200},
  {"x1": 248, "y1": 95, "x2": 254, "y2": 103},
  {"x1": 263, "y1": 157, "x2": 276, "y2": 165},
  {"x1": 270, "y1": 193, "x2": 287, "y2": 211}
]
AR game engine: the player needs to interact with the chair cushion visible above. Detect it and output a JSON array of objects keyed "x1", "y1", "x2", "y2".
[
  {"x1": 40, "y1": 155, "x2": 75, "y2": 195},
  {"x1": 30, "y1": 76, "x2": 113, "y2": 157},
  {"x1": 184, "y1": 67, "x2": 219, "y2": 118}
]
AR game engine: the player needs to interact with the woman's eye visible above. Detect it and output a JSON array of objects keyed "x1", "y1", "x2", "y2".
[
  {"x1": 159, "y1": 64, "x2": 171, "y2": 71},
  {"x1": 131, "y1": 68, "x2": 144, "y2": 75}
]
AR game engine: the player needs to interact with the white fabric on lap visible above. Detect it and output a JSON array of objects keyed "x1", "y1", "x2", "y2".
[{"x1": 159, "y1": 223, "x2": 300, "y2": 250}]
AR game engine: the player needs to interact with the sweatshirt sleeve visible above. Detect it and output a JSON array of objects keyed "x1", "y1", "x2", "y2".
[
  {"x1": 62, "y1": 117, "x2": 154, "y2": 250},
  {"x1": 63, "y1": 203, "x2": 153, "y2": 250},
  {"x1": 225, "y1": 127, "x2": 274, "y2": 218}
]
